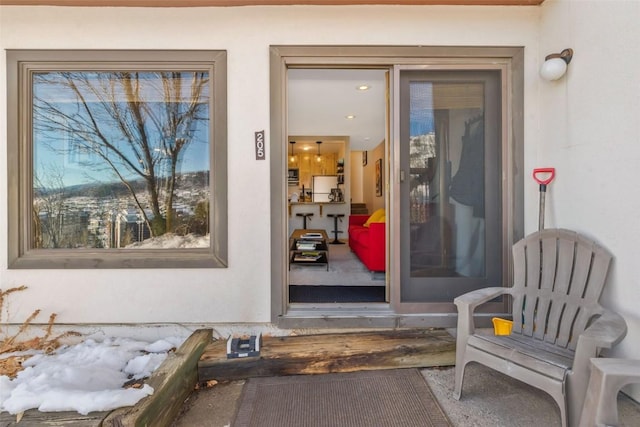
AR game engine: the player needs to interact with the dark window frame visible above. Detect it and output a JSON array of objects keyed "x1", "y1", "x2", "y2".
[{"x1": 7, "y1": 50, "x2": 228, "y2": 269}]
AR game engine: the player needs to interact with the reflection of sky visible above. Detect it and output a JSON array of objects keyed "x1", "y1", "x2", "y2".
[
  {"x1": 34, "y1": 127, "x2": 209, "y2": 187},
  {"x1": 409, "y1": 82, "x2": 435, "y2": 137},
  {"x1": 32, "y1": 71, "x2": 210, "y2": 188}
]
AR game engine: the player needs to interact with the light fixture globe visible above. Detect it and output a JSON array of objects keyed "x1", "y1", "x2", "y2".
[
  {"x1": 540, "y1": 48, "x2": 574, "y2": 81},
  {"x1": 540, "y1": 57, "x2": 568, "y2": 81}
]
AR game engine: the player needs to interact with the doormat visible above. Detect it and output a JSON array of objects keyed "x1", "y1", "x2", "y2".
[
  {"x1": 289, "y1": 285, "x2": 385, "y2": 303},
  {"x1": 232, "y1": 369, "x2": 451, "y2": 427}
]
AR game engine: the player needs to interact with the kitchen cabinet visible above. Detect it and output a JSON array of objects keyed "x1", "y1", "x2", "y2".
[{"x1": 296, "y1": 153, "x2": 337, "y2": 190}]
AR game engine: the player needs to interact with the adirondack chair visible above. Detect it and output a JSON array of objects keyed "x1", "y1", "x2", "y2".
[{"x1": 453, "y1": 228, "x2": 627, "y2": 427}]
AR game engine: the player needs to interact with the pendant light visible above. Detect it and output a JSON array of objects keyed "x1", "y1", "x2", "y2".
[
  {"x1": 316, "y1": 140, "x2": 322, "y2": 162},
  {"x1": 289, "y1": 141, "x2": 296, "y2": 164}
]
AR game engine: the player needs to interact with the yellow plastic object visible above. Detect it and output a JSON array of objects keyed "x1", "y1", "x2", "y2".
[{"x1": 492, "y1": 317, "x2": 513, "y2": 335}]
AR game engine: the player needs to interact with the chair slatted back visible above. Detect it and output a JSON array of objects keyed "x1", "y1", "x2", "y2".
[{"x1": 511, "y1": 229, "x2": 612, "y2": 350}]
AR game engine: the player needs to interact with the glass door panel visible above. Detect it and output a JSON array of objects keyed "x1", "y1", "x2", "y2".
[{"x1": 399, "y1": 70, "x2": 501, "y2": 303}]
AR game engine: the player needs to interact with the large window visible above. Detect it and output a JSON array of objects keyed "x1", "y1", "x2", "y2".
[{"x1": 7, "y1": 50, "x2": 228, "y2": 268}]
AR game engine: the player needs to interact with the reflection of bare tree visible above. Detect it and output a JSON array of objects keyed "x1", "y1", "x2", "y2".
[
  {"x1": 33, "y1": 165, "x2": 69, "y2": 248},
  {"x1": 33, "y1": 71, "x2": 209, "y2": 237},
  {"x1": 409, "y1": 133, "x2": 436, "y2": 192}
]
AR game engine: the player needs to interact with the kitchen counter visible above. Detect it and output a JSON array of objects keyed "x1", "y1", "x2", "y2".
[
  {"x1": 288, "y1": 201, "x2": 345, "y2": 216},
  {"x1": 289, "y1": 201, "x2": 345, "y2": 205}
]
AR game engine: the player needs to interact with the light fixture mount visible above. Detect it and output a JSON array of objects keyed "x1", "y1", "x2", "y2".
[{"x1": 544, "y1": 48, "x2": 573, "y2": 64}]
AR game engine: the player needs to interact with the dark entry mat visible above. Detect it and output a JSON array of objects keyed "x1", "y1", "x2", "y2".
[
  {"x1": 232, "y1": 369, "x2": 451, "y2": 427},
  {"x1": 289, "y1": 285, "x2": 385, "y2": 303}
]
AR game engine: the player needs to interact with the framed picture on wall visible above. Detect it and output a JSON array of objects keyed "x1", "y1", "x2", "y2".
[
  {"x1": 362, "y1": 151, "x2": 367, "y2": 166},
  {"x1": 375, "y1": 158, "x2": 383, "y2": 197}
]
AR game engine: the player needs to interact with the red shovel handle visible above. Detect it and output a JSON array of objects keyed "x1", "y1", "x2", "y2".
[{"x1": 533, "y1": 168, "x2": 556, "y2": 186}]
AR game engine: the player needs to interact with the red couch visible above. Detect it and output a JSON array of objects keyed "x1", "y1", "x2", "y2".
[{"x1": 348, "y1": 214, "x2": 386, "y2": 272}]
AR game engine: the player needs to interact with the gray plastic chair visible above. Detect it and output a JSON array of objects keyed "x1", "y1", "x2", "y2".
[{"x1": 454, "y1": 228, "x2": 627, "y2": 427}]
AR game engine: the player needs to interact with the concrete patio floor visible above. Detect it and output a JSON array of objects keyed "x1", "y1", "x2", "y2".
[{"x1": 171, "y1": 363, "x2": 640, "y2": 427}]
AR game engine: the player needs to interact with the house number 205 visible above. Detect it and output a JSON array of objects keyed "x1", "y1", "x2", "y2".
[{"x1": 255, "y1": 130, "x2": 265, "y2": 160}]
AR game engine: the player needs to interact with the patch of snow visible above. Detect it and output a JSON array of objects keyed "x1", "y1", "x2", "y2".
[
  {"x1": 126, "y1": 233, "x2": 209, "y2": 249},
  {"x1": 0, "y1": 336, "x2": 185, "y2": 415}
]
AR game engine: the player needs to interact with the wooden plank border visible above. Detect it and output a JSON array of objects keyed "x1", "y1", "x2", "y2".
[
  {"x1": 102, "y1": 328, "x2": 212, "y2": 427},
  {"x1": 199, "y1": 329, "x2": 456, "y2": 381}
]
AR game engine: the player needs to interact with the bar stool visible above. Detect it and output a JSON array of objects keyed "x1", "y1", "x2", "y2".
[
  {"x1": 296, "y1": 213, "x2": 313, "y2": 229},
  {"x1": 327, "y1": 214, "x2": 345, "y2": 244}
]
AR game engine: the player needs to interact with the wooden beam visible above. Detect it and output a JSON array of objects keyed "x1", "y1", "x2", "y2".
[
  {"x1": 1, "y1": 1, "x2": 546, "y2": 7},
  {"x1": 199, "y1": 329, "x2": 455, "y2": 382},
  {"x1": 0, "y1": 411, "x2": 107, "y2": 426},
  {"x1": 102, "y1": 328, "x2": 212, "y2": 427}
]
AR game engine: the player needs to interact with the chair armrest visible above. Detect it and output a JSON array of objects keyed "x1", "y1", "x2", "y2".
[
  {"x1": 454, "y1": 287, "x2": 512, "y2": 340},
  {"x1": 454, "y1": 287, "x2": 512, "y2": 312},
  {"x1": 575, "y1": 310, "x2": 627, "y2": 362},
  {"x1": 580, "y1": 310, "x2": 627, "y2": 349},
  {"x1": 572, "y1": 310, "x2": 628, "y2": 381}
]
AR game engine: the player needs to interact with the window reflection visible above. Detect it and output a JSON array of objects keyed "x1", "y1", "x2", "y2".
[
  {"x1": 408, "y1": 81, "x2": 486, "y2": 278},
  {"x1": 32, "y1": 71, "x2": 211, "y2": 249}
]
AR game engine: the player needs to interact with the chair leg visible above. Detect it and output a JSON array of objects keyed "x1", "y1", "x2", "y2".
[
  {"x1": 453, "y1": 360, "x2": 467, "y2": 400},
  {"x1": 555, "y1": 394, "x2": 568, "y2": 427}
]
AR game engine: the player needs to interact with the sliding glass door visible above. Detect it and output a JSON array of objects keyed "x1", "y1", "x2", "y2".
[{"x1": 398, "y1": 69, "x2": 502, "y2": 303}]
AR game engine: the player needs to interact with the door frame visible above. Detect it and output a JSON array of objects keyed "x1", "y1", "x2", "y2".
[{"x1": 270, "y1": 45, "x2": 524, "y2": 329}]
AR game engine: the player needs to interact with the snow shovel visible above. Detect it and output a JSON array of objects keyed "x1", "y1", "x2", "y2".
[{"x1": 533, "y1": 167, "x2": 556, "y2": 231}]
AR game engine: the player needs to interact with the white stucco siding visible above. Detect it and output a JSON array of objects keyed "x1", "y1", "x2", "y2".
[
  {"x1": 539, "y1": 0, "x2": 640, "y2": 399},
  {"x1": 2, "y1": 0, "x2": 639, "y2": 401},
  {"x1": 0, "y1": 5, "x2": 539, "y2": 325}
]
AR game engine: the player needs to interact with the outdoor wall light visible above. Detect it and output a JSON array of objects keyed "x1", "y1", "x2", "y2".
[{"x1": 540, "y1": 48, "x2": 574, "y2": 81}]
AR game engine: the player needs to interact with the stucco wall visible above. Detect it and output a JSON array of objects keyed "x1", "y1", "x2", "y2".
[
  {"x1": 538, "y1": 0, "x2": 640, "y2": 398},
  {"x1": 2, "y1": 4, "x2": 638, "y2": 398},
  {"x1": 0, "y1": 4, "x2": 539, "y2": 326}
]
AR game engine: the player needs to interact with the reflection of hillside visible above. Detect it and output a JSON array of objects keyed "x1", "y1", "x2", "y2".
[
  {"x1": 35, "y1": 170, "x2": 209, "y2": 199},
  {"x1": 33, "y1": 170, "x2": 210, "y2": 249}
]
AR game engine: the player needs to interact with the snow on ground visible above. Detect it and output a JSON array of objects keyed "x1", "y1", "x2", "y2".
[
  {"x1": 0, "y1": 336, "x2": 186, "y2": 415},
  {"x1": 126, "y1": 233, "x2": 209, "y2": 249}
]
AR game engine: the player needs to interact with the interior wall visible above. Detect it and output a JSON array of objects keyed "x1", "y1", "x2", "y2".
[
  {"x1": 349, "y1": 151, "x2": 364, "y2": 204},
  {"x1": 362, "y1": 141, "x2": 386, "y2": 213},
  {"x1": 0, "y1": 5, "x2": 538, "y2": 327},
  {"x1": 538, "y1": 0, "x2": 640, "y2": 399}
]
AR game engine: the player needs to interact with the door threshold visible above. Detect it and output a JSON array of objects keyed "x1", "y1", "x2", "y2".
[
  {"x1": 279, "y1": 304, "x2": 395, "y2": 329},
  {"x1": 286, "y1": 302, "x2": 393, "y2": 314},
  {"x1": 277, "y1": 305, "x2": 459, "y2": 329}
]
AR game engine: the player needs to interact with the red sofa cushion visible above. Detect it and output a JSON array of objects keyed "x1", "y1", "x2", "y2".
[{"x1": 348, "y1": 214, "x2": 385, "y2": 272}]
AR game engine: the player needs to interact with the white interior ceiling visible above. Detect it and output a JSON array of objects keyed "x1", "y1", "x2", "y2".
[{"x1": 287, "y1": 68, "x2": 388, "y2": 153}]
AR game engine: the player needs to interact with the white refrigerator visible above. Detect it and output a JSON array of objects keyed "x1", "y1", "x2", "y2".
[{"x1": 312, "y1": 175, "x2": 339, "y2": 202}]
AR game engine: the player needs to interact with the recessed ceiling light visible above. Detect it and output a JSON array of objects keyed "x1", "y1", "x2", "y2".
[
  {"x1": 345, "y1": 115, "x2": 356, "y2": 120},
  {"x1": 357, "y1": 85, "x2": 370, "y2": 91}
]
